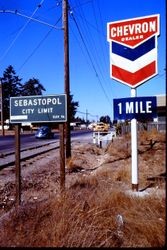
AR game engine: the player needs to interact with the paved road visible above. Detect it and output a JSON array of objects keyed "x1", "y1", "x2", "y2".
[
  {"x1": 0, "y1": 130, "x2": 93, "y2": 168},
  {"x1": 0, "y1": 130, "x2": 93, "y2": 154}
]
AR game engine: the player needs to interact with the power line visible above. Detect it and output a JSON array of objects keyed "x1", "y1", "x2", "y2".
[
  {"x1": 76, "y1": 110, "x2": 97, "y2": 117},
  {"x1": 71, "y1": 0, "x2": 115, "y2": 97},
  {"x1": 18, "y1": 16, "x2": 62, "y2": 72},
  {"x1": 0, "y1": 0, "x2": 45, "y2": 62},
  {"x1": 0, "y1": 10, "x2": 62, "y2": 30},
  {"x1": 70, "y1": 10, "x2": 112, "y2": 106}
]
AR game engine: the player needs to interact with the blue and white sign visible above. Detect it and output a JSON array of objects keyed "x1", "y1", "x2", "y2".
[
  {"x1": 10, "y1": 94, "x2": 67, "y2": 123},
  {"x1": 114, "y1": 96, "x2": 157, "y2": 120}
]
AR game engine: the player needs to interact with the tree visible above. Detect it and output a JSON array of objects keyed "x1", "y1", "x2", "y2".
[
  {"x1": 1, "y1": 65, "x2": 22, "y2": 120},
  {"x1": 100, "y1": 115, "x2": 111, "y2": 124},
  {"x1": 21, "y1": 78, "x2": 46, "y2": 96},
  {"x1": 1, "y1": 65, "x2": 79, "y2": 122},
  {"x1": 69, "y1": 94, "x2": 79, "y2": 122}
]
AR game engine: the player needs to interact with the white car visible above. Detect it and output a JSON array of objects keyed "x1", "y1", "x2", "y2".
[{"x1": 87, "y1": 123, "x2": 96, "y2": 130}]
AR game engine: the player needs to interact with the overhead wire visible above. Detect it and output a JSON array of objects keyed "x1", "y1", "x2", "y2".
[
  {"x1": 69, "y1": 22, "x2": 95, "y2": 75},
  {"x1": 69, "y1": 0, "x2": 96, "y2": 68},
  {"x1": 18, "y1": 15, "x2": 62, "y2": 72},
  {"x1": 70, "y1": 0, "x2": 117, "y2": 107},
  {"x1": 90, "y1": 0, "x2": 116, "y2": 101},
  {"x1": 95, "y1": 0, "x2": 116, "y2": 95},
  {"x1": 73, "y1": 0, "x2": 107, "y2": 82},
  {"x1": 69, "y1": 2, "x2": 112, "y2": 106},
  {"x1": 76, "y1": 110, "x2": 98, "y2": 122},
  {"x1": 70, "y1": 0, "x2": 109, "y2": 83},
  {"x1": 91, "y1": 0, "x2": 108, "y2": 75},
  {"x1": 0, "y1": 10, "x2": 62, "y2": 29},
  {"x1": 77, "y1": 110, "x2": 97, "y2": 116},
  {"x1": 0, "y1": 0, "x2": 45, "y2": 62},
  {"x1": 0, "y1": 1, "x2": 63, "y2": 73},
  {"x1": 78, "y1": 0, "x2": 114, "y2": 99}
]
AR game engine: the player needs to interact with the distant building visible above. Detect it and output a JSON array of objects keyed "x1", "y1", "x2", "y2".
[{"x1": 154, "y1": 95, "x2": 166, "y2": 122}]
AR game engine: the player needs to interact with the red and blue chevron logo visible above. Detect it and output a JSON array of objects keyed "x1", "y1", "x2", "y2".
[{"x1": 107, "y1": 14, "x2": 160, "y2": 88}]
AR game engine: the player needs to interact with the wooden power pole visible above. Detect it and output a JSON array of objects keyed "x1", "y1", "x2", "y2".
[
  {"x1": 0, "y1": 79, "x2": 4, "y2": 136},
  {"x1": 63, "y1": 0, "x2": 71, "y2": 159}
]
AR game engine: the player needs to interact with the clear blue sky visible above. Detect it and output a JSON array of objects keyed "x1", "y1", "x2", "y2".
[{"x1": 0, "y1": 0, "x2": 166, "y2": 122}]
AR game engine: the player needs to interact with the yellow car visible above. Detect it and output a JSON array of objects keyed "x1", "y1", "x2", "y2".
[{"x1": 93, "y1": 122, "x2": 109, "y2": 132}]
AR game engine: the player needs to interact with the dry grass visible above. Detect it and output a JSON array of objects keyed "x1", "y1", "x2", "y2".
[
  {"x1": 0, "y1": 130, "x2": 166, "y2": 247},
  {"x1": 0, "y1": 186, "x2": 165, "y2": 247}
]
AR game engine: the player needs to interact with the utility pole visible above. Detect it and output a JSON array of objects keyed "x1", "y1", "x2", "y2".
[
  {"x1": 0, "y1": 79, "x2": 4, "y2": 136},
  {"x1": 86, "y1": 109, "x2": 88, "y2": 127},
  {"x1": 63, "y1": 0, "x2": 71, "y2": 159}
]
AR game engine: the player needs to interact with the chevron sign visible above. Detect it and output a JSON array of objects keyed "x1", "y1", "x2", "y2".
[{"x1": 107, "y1": 14, "x2": 160, "y2": 88}]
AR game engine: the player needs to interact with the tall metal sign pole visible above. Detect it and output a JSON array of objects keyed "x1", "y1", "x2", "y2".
[
  {"x1": 131, "y1": 88, "x2": 138, "y2": 191},
  {"x1": 63, "y1": 0, "x2": 71, "y2": 159},
  {"x1": 107, "y1": 14, "x2": 160, "y2": 191}
]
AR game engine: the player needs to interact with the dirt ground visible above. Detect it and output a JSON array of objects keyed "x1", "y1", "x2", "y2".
[
  {"x1": 0, "y1": 139, "x2": 105, "y2": 217},
  {"x1": 0, "y1": 131, "x2": 166, "y2": 221}
]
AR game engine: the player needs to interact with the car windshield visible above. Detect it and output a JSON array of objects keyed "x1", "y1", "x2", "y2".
[{"x1": 39, "y1": 127, "x2": 49, "y2": 132}]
